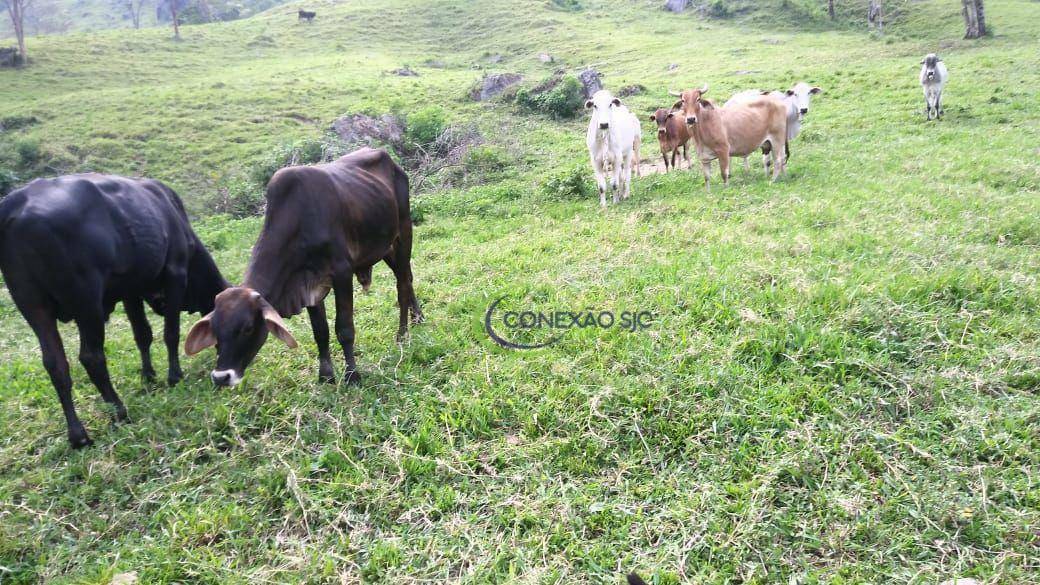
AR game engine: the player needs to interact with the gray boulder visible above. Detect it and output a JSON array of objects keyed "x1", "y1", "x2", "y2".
[
  {"x1": 330, "y1": 113, "x2": 404, "y2": 148},
  {"x1": 470, "y1": 73, "x2": 523, "y2": 101},
  {"x1": 578, "y1": 68, "x2": 603, "y2": 98},
  {"x1": 664, "y1": 0, "x2": 690, "y2": 13}
]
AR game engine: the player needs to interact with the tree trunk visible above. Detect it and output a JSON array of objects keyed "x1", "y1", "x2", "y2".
[
  {"x1": 962, "y1": 0, "x2": 985, "y2": 38},
  {"x1": 974, "y1": 0, "x2": 987, "y2": 37},
  {"x1": 169, "y1": 2, "x2": 179, "y2": 38},
  {"x1": 828, "y1": 0, "x2": 835, "y2": 20},
  {"x1": 5, "y1": 0, "x2": 28, "y2": 62}
]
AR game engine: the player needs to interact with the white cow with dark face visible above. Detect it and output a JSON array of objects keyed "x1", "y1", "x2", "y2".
[
  {"x1": 725, "y1": 82, "x2": 821, "y2": 173},
  {"x1": 585, "y1": 90, "x2": 641, "y2": 206},
  {"x1": 919, "y1": 53, "x2": 948, "y2": 121}
]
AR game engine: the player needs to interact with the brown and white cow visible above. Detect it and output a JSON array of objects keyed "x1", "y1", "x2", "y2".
[
  {"x1": 671, "y1": 84, "x2": 788, "y2": 190},
  {"x1": 184, "y1": 148, "x2": 422, "y2": 387},
  {"x1": 648, "y1": 107, "x2": 690, "y2": 171}
]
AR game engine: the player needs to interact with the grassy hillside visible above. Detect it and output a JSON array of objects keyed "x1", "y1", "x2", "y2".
[{"x1": 1, "y1": 0, "x2": 1039, "y2": 583}]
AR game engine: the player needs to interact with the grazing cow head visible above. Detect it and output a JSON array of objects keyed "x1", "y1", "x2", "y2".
[
  {"x1": 669, "y1": 84, "x2": 710, "y2": 126},
  {"x1": 649, "y1": 108, "x2": 676, "y2": 136},
  {"x1": 921, "y1": 53, "x2": 942, "y2": 81},
  {"x1": 184, "y1": 287, "x2": 298, "y2": 387},
  {"x1": 784, "y1": 82, "x2": 822, "y2": 120},
  {"x1": 586, "y1": 90, "x2": 624, "y2": 132}
]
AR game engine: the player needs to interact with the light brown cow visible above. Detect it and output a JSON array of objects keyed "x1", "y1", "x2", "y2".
[
  {"x1": 670, "y1": 84, "x2": 787, "y2": 190},
  {"x1": 648, "y1": 108, "x2": 690, "y2": 171}
]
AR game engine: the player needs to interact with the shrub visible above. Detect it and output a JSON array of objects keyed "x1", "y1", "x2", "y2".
[
  {"x1": 250, "y1": 139, "x2": 327, "y2": 187},
  {"x1": 549, "y1": 0, "x2": 582, "y2": 11},
  {"x1": 0, "y1": 168, "x2": 19, "y2": 196},
  {"x1": 212, "y1": 175, "x2": 266, "y2": 218},
  {"x1": 516, "y1": 75, "x2": 584, "y2": 120},
  {"x1": 14, "y1": 138, "x2": 41, "y2": 168},
  {"x1": 540, "y1": 163, "x2": 593, "y2": 200},
  {"x1": 460, "y1": 145, "x2": 512, "y2": 184},
  {"x1": 405, "y1": 107, "x2": 448, "y2": 148},
  {"x1": 707, "y1": 0, "x2": 731, "y2": 18}
]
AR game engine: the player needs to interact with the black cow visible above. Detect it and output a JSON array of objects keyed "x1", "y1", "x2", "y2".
[
  {"x1": 0, "y1": 174, "x2": 227, "y2": 448},
  {"x1": 298, "y1": 9, "x2": 316, "y2": 21},
  {"x1": 184, "y1": 148, "x2": 422, "y2": 387}
]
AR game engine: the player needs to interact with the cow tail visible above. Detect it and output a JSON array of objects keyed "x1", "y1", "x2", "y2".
[{"x1": 393, "y1": 158, "x2": 412, "y2": 226}]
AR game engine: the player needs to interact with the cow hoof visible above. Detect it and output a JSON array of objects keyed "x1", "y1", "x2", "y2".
[
  {"x1": 344, "y1": 370, "x2": 362, "y2": 386},
  {"x1": 113, "y1": 406, "x2": 130, "y2": 424},
  {"x1": 318, "y1": 373, "x2": 336, "y2": 385},
  {"x1": 68, "y1": 430, "x2": 93, "y2": 449},
  {"x1": 166, "y1": 373, "x2": 183, "y2": 387},
  {"x1": 141, "y1": 368, "x2": 157, "y2": 383}
]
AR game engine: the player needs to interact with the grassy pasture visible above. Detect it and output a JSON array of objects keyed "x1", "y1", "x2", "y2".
[{"x1": 1, "y1": 0, "x2": 1039, "y2": 583}]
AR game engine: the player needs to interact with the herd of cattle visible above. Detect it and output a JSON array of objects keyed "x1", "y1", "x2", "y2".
[
  {"x1": 589, "y1": 52, "x2": 949, "y2": 205},
  {"x1": 0, "y1": 54, "x2": 949, "y2": 448}
]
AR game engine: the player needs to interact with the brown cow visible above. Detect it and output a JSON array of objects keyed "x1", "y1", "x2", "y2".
[
  {"x1": 184, "y1": 148, "x2": 422, "y2": 387},
  {"x1": 648, "y1": 107, "x2": 690, "y2": 172},
  {"x1": 671, "y1": 84, "x2": 787, "y2": 190}
]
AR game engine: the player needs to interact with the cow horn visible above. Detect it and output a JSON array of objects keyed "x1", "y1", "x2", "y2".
[
  {"x1": 699, "y1": 83, "x2": 709, "y2": 94},
  {"x1": 668, "y1": 90, "x2": 682, "y2": 97}
]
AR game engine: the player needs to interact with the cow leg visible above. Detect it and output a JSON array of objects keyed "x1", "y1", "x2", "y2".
[
  {"x1": 743, "y1": 157, "x2": 750, "y2": 173},
  {"x1": 719, "y1": 151, "x2": 731, "y2": 185},
  {"x1": 592, "y1": 156, "x2": 608, "y2": 207},
  {"x1": 937, "y1": 90, "x2": 944, "y2": 118},
  {"x1": 331, "y1": 270, "x2": 361, "y2": 385},
  {"x1": 621, "y1": 154, "x2": 633, "y2": 200},
  {"x1": 391, "y1": 223, "x2": 423, "y2": 325},
  {"x1": 662, "y1": 151, "x2": 670, "y2": 172},
  {"x1": 700, "y1": 161, "x2": 712, "y2": 191},
  {"x1": 24, "y1": 306, "x2": 91, "y2": 448},
  {"x1": 162, "y1": 271, "x2": 187, "y2": 387},
  {"x1": 611, "y1": 157, "x2": 622, "y2": 204},
  {"x1": 307, "y1": 303, "x2": 335, "y2": 384},
  {"x1": 124, "y1": 297, "x2": 156, "y2": 383},
  {"x1": 76, "y1": 310, "x2": 128, "y2": 425}
]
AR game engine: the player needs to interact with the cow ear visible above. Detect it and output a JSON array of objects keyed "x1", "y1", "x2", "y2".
[
  {"x1": 666, "y1": 112, "x2": 674, "y2": 119},
  {"x1": 611, "y1": 98, "x2": 621, "y2": 107},
  {"x1": 584, "y1": 99, "x2": 593, "y2": 109},
  {"x1": 699, "y1": 99, "x2": 713, "y2": 108},
  {"x1": 648, "y1": 113, "x2": 656, "y2": 122},
  {"x1": 786, "y1": 89, "x2": 795, "y2": 96},
  {"x1": 184, "y1": 313, "x2": 216, "y2": 356},
  {"x1": 810, "y1": 86, "x2": 822, "y2": 94},
  {"x1": 261, "y1": 303, "x2": 298, "y2": 349},
  {"x1": 671, "y1": 100, "x2": 682, "y2": 110}
]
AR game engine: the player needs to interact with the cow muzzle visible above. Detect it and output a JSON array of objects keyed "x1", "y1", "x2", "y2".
[
  {"x1": 599, "y1": 123, "x2": 609, "y2": 130},
  {"x1": 685, "y1": 116, "x2": 696, "y2": 125},
  {"x1": 211, "y1": 369, "x2": 242, "y2": 387},
  {"x1": 657, "y1": 128, "x2": 666, "y2": 135},
  {"x1": 799, "y1": 108, "x2": 808, "y2": 115}
]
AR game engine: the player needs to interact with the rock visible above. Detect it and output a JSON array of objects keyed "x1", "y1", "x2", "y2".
[
  {"x1": 487, "y1": 54, "x2": 503, "y2": 64},
  {"x1": 111, "y1": 572, "x2": 139, "y2": 585},
  {"x1": 330, "y1": 113, "x2": 404, "y2": 148},
  {"x1": 424, "y1": 58, "x2": 447, "y2": 69},
  {"x1": 390, "y1": 67, "x2": 419, "y2": 77},
  {"x1": 470, "y1": 72, "x2": 523, "y2": 101},
  {"x1": 577, "y1": 68, "x2": 603, "y2": 98},
  {"x1": 539, "y1": 53, "x2": 554, "y2": 63},
  {"x1": 0, "y1": 47, "x2": 22, "y2": 68},
  {"x1": 667, "y1": 63, "x2": 679, "y2": 71},
  {"x1": 617, "y1": 84, "x2": 645, "y2": 98},
  {"x1": 664, "y1": 0, "x2": 690, "y2": 12}
]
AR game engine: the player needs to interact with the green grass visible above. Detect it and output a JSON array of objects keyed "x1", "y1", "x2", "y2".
[{"x1": 1, "y1": 0, "x2": 1040, "y2": 582}]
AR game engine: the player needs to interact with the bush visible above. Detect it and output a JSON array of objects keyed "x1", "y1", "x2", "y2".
[
  {"x1": 460, "y1": 145, "x2": 512, "y2": 184},
  {"x1": 707, "y1": 0, "x2": 731, "y2": 18},
  {"x1": 540, "y1": 163, "x2": 593, "y2": 200},
  {"x1": 212, "y1": 175, "x2": 266, "y2": 218},
  {"x1": 0, "y1": 168, "x2": 19, "y2": 196},
  {"x1": 549, "y1": 0, "x2": 582, "y2": 11},
  {"x1": 405, "y1": 107, "x2": 448, "y2": 148},
  {"x1": 14, "y1": 138, "x2": 41, "y2": 168},
  {"x1": 250, "y1": 139, "x2": 327, "y2": 187},
  {"x1": 516, "y1": 75, "x2": 585, "y2": 120}
]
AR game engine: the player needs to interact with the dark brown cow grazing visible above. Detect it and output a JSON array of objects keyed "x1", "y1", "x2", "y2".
[
  {"x1": 0, "y1": 174, "x2": 227, "y2": 448},
  {"x1": 184, "y1": 148, "x2": 421, "y2": 387},
  {"x1": 298, "y1": 9, "x2": 316, "y2": 21},
  {"x1": 648, "y1": 107, "x2": 690, "y2": 171}
]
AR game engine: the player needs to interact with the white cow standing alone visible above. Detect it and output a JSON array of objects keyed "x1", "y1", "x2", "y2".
[
  {"x1": 586, "y1": 90, "x2": 641, "y2": 206},
  {"x1": 919, "y1": 53, "x2": 948, "y2": 121}
]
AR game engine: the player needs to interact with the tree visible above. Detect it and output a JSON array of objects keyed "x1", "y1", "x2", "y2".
[
  {"x1": 126, "y1": 0, "x2": 147, "y2": 28},
  {"x1": 867, "y1": 0, "x2": 883, "y2": 33},
  {"x1": 168, "y1": 0, "x2": 179, "y2": 38},
  {"x1": 2, "y1": 0, "x2": 31, "y2": 62},
  {"x1": 962, "y1": 0, "x2": 986, "y2": 38},
  {"x1": 828, "y1": 0, "x2": 835, "y2": 20}
]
